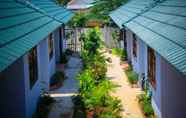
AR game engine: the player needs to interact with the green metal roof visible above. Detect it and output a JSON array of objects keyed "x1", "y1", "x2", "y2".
[
  {"x1": 27, "y1": 0, "x2": 74, "y2": 24},
  {"x1": 0, "y1": 0, "x2": 61, "y2": 72},
  {"x1": 109, "y1": 0, "x2": 155, "y2": 28},
  {"x1": 110, "y1": 0, "x2": 186, "y2": 76}
]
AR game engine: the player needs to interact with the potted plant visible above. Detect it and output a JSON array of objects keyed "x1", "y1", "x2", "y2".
[
  {"x1": 50, "y1": 71, "x2": 66, "y2": 90},
  {"x1": 58, "y1": 53, "x2": 68, "y2": 70},
  {"x1": 34, "y1": 93, "x2": 55, "y2": 118}
]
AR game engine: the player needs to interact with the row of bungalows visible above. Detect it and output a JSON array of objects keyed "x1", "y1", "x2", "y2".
[
  {"x1": 0, "y1": 0, "x2": 74, "y2": 118},
  {"x1": 110, "y1": 0, "x2": 186, "y2": 118}
]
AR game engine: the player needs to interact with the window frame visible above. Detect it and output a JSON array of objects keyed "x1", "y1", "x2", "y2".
[
  {"x1": 48, "y1": 34, "x2": 54, "y2": 61},
  {"x1": 148, "y1": 47, "x2": 156, "y2": 89},
  {"x1": 28, "y1": 47, "x2": 38, "y2": 89}
]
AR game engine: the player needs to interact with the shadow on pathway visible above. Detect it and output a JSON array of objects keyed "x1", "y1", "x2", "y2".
[{"x1": 48, "y1": 56, "x2": 82, "y2": 118}]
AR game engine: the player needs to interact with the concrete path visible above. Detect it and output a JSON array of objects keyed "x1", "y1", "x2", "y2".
[
  {"x1": 106, "y1": 53, "x2": 144, "y2": 118},
  {"x1": 48, "y1": 56, "x2": 82, "y2": 118}
]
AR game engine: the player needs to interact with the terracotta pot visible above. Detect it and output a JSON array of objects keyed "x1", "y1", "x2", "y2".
[
  {"x1": 59, "y1": 64, "x2": 65, "y2": 70},
  {"x1": 86, "y1": 110, "x2": 94, "y2": 118},
  {"x1": 50, "y1": 82, "x2": 63, "y2": 90}
]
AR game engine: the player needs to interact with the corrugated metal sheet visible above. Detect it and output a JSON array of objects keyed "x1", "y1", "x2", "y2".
[
  {"x1": 110, "y1": 0, "x2": 186, "y2": 75},
  {"x1": 110, "y1": 0, "x2": 155, "y2": 28},
  {"x1": 29, "y1": 0, "x2": 74, "y2": 24},
  {"x1": 0, "y1": 0, "x2": 61, "y2": 72}
]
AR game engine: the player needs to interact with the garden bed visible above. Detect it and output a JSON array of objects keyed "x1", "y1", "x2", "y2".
[{"x1": 73, "y1": 28, "x2": 122, "y2": 118}]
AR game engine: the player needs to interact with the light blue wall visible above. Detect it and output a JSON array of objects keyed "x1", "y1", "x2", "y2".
[
  {"x1": 137, "y1": 39, "x2": 147, "y2": 86},
  {"x1": 24, "y1": 39, "x2": 51, "y2": 118},
  {"x1": 0, "y1": 57, "x2": 26, "y2": 118},
  {"x1": 131, "y1": 37, "x2": 140, "y2": 73},
  {"x1": 151, "y1": 53, "x2": 162, "y2": 118},
  {"x1": 127, "y1": 30, "x2": 140, "y2": 74},
  {"x1": 54, "y1": 28, "x2": 61, "y2": 63},
  {"x1": 126, "y1": 29, "x2": 132, "y2": 62},
  {"x1": 161, "y1": 58, "x2": 186, "y2": 118},
  {"x1": 48, "y1": 33, "x2": 56, "y2": 79}
]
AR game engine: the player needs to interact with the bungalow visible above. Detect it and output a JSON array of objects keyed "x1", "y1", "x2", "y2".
[
  {"x1": 67, "y1": 0, "x2": 94, "y2": 12},
  {"x1": 0, "y1": 0, "x2": 73, "y2": 118},
  {"x1": 20, "y1": 0, "x2": 74, "y2": 62},
  {"x1": 110, "y1": 0, "x2": 186, "y2": 118}
]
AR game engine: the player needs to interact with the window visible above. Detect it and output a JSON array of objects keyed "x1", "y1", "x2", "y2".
[
  {"x1": 28, "y1": 47, "x2": 38, "y2": 89},
  {"x1": 48, "y1": 34, "x2": 54, "y2": 60},
  {"x1": 132, "y1": 34, "x2": 137, "y2": 57},
  {"x1": 148, "y1": 47, "x2": 156, "y2": 89}
]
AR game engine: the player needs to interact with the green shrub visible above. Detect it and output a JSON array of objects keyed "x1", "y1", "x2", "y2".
[
  {"x1": 120, "y1": 50, "x2": 127, "y2": 62},
  {"x1": 65, "y1": 49, "x2": 74, "y2": 56},
  {"x1": 60, "y1": 53, "x2": 68, "y2": 64},
  {"x1": 34, "y1": 93, "x2": 55, "y2": 118},
  {"x1": 112, "y1": 48, "x2": 127, "y2": 61},
  {"x1": 137, "y1": 93, "x2": 154, "y2": 117},
  {"x1": 74, "y1": 28, "x2": 122, "y2": 118},
  {"x1": 112, "y1": 48, "x2": 122, "y2": 56},
  {"x1": 125, "y1": 69, "x2": 138, "y2": 85},
  {"x1": 73, "y1": 109, "x2": 86, "y2": 118},
  {"x1": 50, "y1": 71, "x2": 66, "y2": 86},
  {"x1": 143, "y1": 101, "x2": 154, "y2": 116}
]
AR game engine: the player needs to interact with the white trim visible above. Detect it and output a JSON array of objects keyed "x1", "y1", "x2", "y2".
[{"x1": 152, "y1": 98, "x2": 162, "y2": 118}]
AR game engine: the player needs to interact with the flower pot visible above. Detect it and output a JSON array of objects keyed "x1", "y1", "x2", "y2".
[{"x1": 86, "y1": 110, "x2": 94, "y2": 118}]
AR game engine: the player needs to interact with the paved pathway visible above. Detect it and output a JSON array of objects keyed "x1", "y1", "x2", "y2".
[
  {"x1": 48, "y1": 56, "x2": 82, "y2": 118},
  {"x1": 106, "y1": 53, "x2": 144, "y2": 118}
]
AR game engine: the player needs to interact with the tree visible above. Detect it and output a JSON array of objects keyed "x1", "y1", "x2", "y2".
[
  {"x1": 83, "y1": 27, "x2": 102, "y2": 55},
  {"x1": 90, "y1": 0, "x2": 128, "y2": 24},
  {"x1": 68, "y1": 13, "x2": 88, "y2": 27}
]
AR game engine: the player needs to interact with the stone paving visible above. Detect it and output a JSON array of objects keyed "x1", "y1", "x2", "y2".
[
  {"x1": 106, "y1": 53, "x2": 144, "y2": 118},
  {"x1": 48, "y1": 56, "x2": 82, "y2": 118}
]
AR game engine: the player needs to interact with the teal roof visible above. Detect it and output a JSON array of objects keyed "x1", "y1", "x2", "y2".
[
  {"x1": 0, "y1": 0, "x2": 61, "y2": 72},
  {"x1": 28, "y1": 0, "x2": 74, "y2": 24},
  {"x1": 109, "y1": 0, "x2": 155, "y2": 28},
  {"x1": 110, "y1": 0, "x2": 186, "y2": 75}
]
